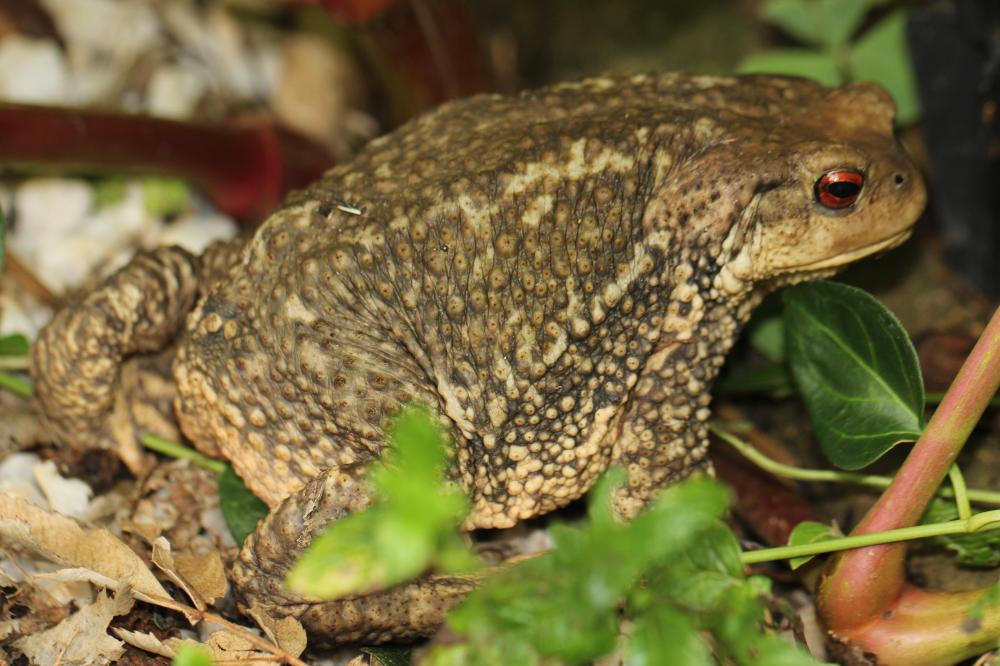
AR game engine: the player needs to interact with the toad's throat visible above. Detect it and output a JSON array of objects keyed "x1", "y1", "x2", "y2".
[{"x1": 780, "y1": 227, "x2": 913, "y2": 274}]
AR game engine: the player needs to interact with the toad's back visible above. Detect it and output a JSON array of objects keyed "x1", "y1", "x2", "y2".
[{"x1": 172, "y1": 73, "x2": 924, "y2": 528}]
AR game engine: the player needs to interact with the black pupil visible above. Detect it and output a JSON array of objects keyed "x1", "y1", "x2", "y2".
[{"x1": 827, "y1": 180, "x2": 860, "y2": 199}]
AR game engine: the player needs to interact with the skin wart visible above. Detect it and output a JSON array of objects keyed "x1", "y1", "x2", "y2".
[{"x1": 32, "y1": 72, "x2": 926, "y2": 643}]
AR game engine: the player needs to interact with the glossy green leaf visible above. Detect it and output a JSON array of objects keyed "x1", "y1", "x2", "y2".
[
  {"x1": 172, "y1": 644, "x2": 214, "y2": 666},
  {"x1": 286, "y1": 407, "x2": 473, "y2": 600},
  {"x1": 922, "y1": 500, "x2": 1000, "y2": 568},
  {"x1": 787, "y1": 520, "x2": 842, "y2": 570},
  {"x1": 0, "y1": 333, "x2": 28, "y2": 356},
  {"x1": 760, "y1": 0, "x2": 869, "y2": 48},
  {"x1": 737, "y1": 49, "x2": 842, "y2": 86},
  {"x1": 849, "y1": 11, "x2": 921, "y2": 124},
  {"x1": 784, "y1": 281, "x2": 924, "y2": 469},
  {"x1": 218, "y1": 465, "x2": 268, "y2": 547}
]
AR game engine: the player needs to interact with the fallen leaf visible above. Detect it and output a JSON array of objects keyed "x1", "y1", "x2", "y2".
[
  {"x1": 151, "y1": 537, "x2": 205, "y2": 609},
  {"x1": 247, "y1": 602, "x2": 307, "y2": 658},
  {"x1": 173, "y1": 549, "x2": 227, "y2": 605},
  {"x1": 15, "y1": 588, "x2": 133, "y2": 666},
  {"x1": 166, "y1": 632, "x2": 279, "y2": 664},
  {"x1": 0, "y1": 493, "x2": 168, "y2": 599},
  {"x1": 112, "y1": 627, "x2": 174, "y2": 658}
]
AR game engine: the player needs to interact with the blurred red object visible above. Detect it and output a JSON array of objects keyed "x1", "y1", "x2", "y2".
[{"x1": 0, "y1": 104, "x2": 334, "y2": 221}]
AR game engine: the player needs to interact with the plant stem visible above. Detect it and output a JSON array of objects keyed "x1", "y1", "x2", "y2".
[
  {"x1": 710, "y1": 423, "x2": 1000, "y2": 506},
  {"x1": 139, "y1": 433, "x2": 226, "y2": 475},
  {"x1": 0, "y1": 370, "x2": 32, "y2": 398},
  {"x1": 0, "y1": 356, "x2": 29, "y2": 370},
  {"x1": 947, "y1": 464, "x2": 972, "y2": 520},
  {"x1": 742, "y1": 509, "x2": 1000, "y2": 565},
  {"x1": 820, "y1": 306, "x2": 1000, "y2": 630},
  {"x1": 926, "y1": 391, "x2": 1000, "y2": 408}
]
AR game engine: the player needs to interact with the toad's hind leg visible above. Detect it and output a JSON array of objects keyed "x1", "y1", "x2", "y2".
[
  {"x1": 233, "y1": 465, "x2": 477, "y2": 645},
  {"x1": 31, "y1": 246, "x2": 202, "y2": 469}
]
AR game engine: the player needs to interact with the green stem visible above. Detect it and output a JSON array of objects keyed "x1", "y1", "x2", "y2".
[
  {"x1": 0, "y1": 370, "x2": 32, "y2": 397},
  {"x1": 0, "y1": 356, "x2": 28, "y2": 370},
  {"x1": 139, "y1": 433, "x2": 226, "y2": 475},
  {"x1": 742, "y1": 509, "x2": 1000, "y2": 565},
  {"x1": 948, "y1": 464, "x2": 972, "y2": 520},
  {"x1": 710, "y1": 423, "x2": 1000, "y2": 506}
]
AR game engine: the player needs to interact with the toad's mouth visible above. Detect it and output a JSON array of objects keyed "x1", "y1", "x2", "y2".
[{"x1": 780, "y1": 227, "x2": 914, "y2": 274}]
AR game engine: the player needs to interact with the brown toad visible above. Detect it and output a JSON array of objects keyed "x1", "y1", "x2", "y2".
[{"x1": 31, "y1": 73, "x2": 925, "y2": 644}]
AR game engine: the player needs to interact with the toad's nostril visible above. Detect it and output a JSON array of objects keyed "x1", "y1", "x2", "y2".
[{"x1": 893, "y1": 172, "x2": 906, "y2": 187}]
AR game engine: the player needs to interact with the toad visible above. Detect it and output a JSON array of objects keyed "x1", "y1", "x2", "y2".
[{"x1": 31, "y1": 73, "x2": 926, "y2": 644}]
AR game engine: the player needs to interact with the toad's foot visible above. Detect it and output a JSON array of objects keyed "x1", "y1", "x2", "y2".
[
  {"x1": 232, "y1": 465, "x2": 478, "y2": 645},
  {"x1": 32, "y1": 247, "x2": 201, "y2": 471}
]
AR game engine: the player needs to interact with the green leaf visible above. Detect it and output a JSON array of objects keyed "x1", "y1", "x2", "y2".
[
  {"x1": 141, "y1": 177, "x2": 192, "y2": 218},
  {"x1": 92, "y1": 178, "x2": 128, "y2": 209},
  {"x1": 441, "y1": 477, "x2": 731, "y2": 665},
  {"x1": 626, "y1": 605, "x2": 712, "y2": 666},
  {"x1": 787, "y1": 520, "x2": 842, "y2": 570},
  {"x1": 218, "y1": 465, "x2": 269, "y2": 547},
  {"x1": 737, "y1": 49, "x2": 842, "y2": 86},
  {"x1": 849, "y1": 11, "x2": 921, "y2": 124},
  {"x1": 969, "y1": 581, "x2": 1000, "y2": 621},
  {"x1": 749, "y1": 315, "x2": 787, "y2": 363},
  {"x1": 286, "y1": 407, "x2": 473, "y2": 600},
  {"x1": 361, "y1": 646, "x2": 412, "y2": 666},
  {"x1": 172, "y1": 643, "x2": 214, "y2": 666},
  {"x1": 714, "y1": 362, "x2": 795, "y2": 397},
  {"x1": 784, "y1": 281, "x2": 924, "y2": 469},
  {"x1": 922, "y1": 499, "x2": 1000, "y2": 568},
  {"x1": 760, "y1": 0, "x2": 869, "y2": 48},
  {"x1": 0, "y1": 333, "x2": 29, "y2": 356}
]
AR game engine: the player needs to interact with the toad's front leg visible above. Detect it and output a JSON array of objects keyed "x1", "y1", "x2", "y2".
[
  {"x1": 608, "y1": 335, "x2": 721, "y2": 519},
  {"x1": 233, "y1": 463, "x2": 478, "y2": 645}
]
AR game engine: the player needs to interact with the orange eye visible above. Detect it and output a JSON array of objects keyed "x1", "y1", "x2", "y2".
[{"x1": 815, "y1": 169, "x2": 864, "y2": 209}]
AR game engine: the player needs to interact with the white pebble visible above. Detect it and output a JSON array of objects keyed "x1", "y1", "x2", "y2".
[{"x1": 0, "y1": 36, "x2": 69, "y2": 104}]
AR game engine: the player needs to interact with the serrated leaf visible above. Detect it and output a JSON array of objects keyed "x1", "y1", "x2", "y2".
[
  {"x1": 0, "y1": 333, "x2": 29, "y2": 356},
  {"x1": 787, "y1": 520, "x2": 842, "y2": 570},
  {"x1": 286, "y1": 407, "x2": 473, "y2": 600},
  {"x1": 784, "y1": 281, "x2": 924, "y2": 469},
  {"x1": 218, "y1": 465, "x2": 269, "y2": 547},
  {"x1": 627, "y1": 605, "x2": 712, "y2": 666},
  {"x1": 849, "y1": 11, "x2": 921, "y2": 124},
  {"x1": 737, "y1": 49, "x2": 842, "y2": 86},
  {"x1": 760, "y1": 0, "x2": 869, "y2": 48},
  {"x1": 922, "y1": 500, "x2": 1000, "y2": 568}
]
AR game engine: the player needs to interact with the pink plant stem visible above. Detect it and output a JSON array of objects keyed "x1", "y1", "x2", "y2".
[{"x1": 820, "y1": 306, "x2": 1000, "y2": 630}]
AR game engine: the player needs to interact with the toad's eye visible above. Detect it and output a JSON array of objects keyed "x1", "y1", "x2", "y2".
[{"x1": 814, "y1": 169, "x2": 864, "y2": 209}]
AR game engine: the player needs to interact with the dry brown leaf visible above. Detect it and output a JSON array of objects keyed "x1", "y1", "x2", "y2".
[
  {"x1": 14, "y1": 588, "x2": 133, "y2": 666},
  {"x1": 151, "y1": 536, "x2": 205, "y2": 609},
  {"x1": 0, "y1": 493, "x2": 168, "y2": 599},
  {"x1": 173, "y1": 549, "x2": 227, "y2": 605},
  {"x1": 112, "y1": 628, "x2": 174, "y2": 658},
  {"x1": 247, "y1": 603, "x2": 307, "y2": 658},
  {"x1": 166, "y1": 631, "x2": 280, "y2": 663}
]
